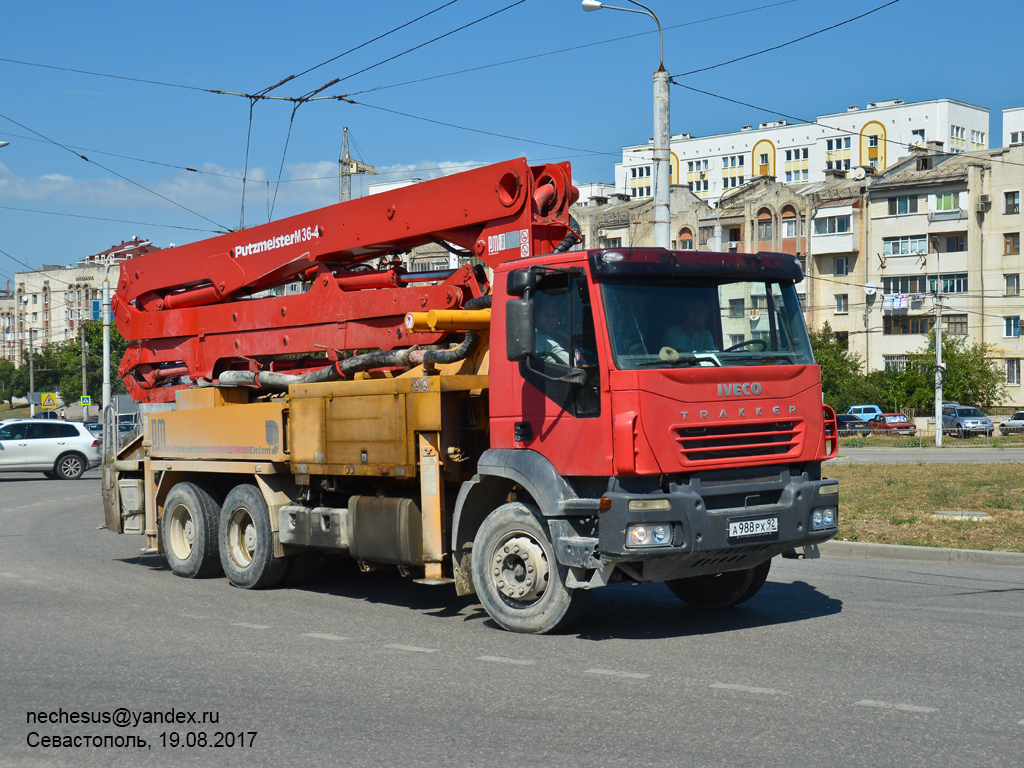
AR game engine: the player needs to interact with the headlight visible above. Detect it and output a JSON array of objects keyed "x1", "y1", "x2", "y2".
[
  {"x1": 811, "y1": 508, "x2": 836, "y2": 530},
  {"x1": 626, "y1": 523, "x2": 672, "y2": 547}
]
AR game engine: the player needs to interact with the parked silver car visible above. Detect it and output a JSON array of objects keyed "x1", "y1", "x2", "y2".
[
  {"x1": 999, "y1": 411, "x2": 1024, "y2": 435},
  {"x1": 0, "y1": 419, "x2": 101, "y2": 479},
  {"x1": 941, "y1": 405, "x2": 995, "y2": 438}
]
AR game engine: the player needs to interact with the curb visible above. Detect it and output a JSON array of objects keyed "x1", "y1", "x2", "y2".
[{"x1": 820, "y1": 540, "x2": 1024, "y2": 568}]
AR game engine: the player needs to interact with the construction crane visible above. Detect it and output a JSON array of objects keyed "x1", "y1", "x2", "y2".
[{"x1": 339, "y1": 126, "x2": 377, "y2": 202}]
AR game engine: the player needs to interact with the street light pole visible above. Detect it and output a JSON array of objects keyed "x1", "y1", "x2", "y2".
[
  {"x1": 583, "y1": 0, "x2": 670, "y2": 248},
  {"x1": 931, "y1": 237, "x2": 943, "y2": 447}
]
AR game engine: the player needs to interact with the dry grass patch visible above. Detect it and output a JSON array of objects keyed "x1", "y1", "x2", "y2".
[{"x1": 825, "y1": 464, "x2": 1024, "y2": 552}]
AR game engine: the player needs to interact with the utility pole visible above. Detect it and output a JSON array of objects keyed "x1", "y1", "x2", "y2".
[
  {"x1": 932, "y1": 236, "x2": 943, "y2": 447},
  {"x1": 28, "y1": 330, "x2": 35, "y2": 417},
  {"x1": 339, "y1": 127, "x2": 377, "y2": 202},
  {"x1": 81, "y1": 325, "x2": 89, "y2": 422}
]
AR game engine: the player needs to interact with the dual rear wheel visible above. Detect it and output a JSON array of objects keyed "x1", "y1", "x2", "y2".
[{"x1": 161, "y1": 482, "x2": 287, "y2": 588}]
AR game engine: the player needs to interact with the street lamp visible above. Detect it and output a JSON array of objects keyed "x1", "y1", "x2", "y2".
[
  {"x1": 583, "y1": 0, "x2": 670, "y2": 249},
  {"x1": 0, "y1": 141, "x2": 9, "y2": 149}
]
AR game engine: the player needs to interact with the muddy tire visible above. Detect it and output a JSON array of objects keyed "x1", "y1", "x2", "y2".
[
  {"x1": 162, "y1": 482, "x2": 222, "y2": 579},
  {"x1": 667, "y1": 559, "x2": 771, "y2": 609},
  {"x1": 219, "y1": 484, "x2": 286, "y2": 589},
  {"x1": 471, "y1": 502, "x2": 589, "y2": 634}
]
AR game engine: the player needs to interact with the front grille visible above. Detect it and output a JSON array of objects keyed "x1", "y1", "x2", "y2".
[{"x1": 675, "y1": 420, "x2": 802, "y2": 464}]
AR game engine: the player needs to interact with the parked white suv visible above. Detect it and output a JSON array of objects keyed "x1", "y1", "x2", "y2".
[{"x1": 0, "y1": 419, "x2": 101, "y2": 479}]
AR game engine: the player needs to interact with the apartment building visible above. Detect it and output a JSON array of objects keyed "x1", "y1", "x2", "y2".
[
  {"x1": 0, "y1": 237, "x2": 158, "y2": 366},
  {"x1": 617, "y1": 98, "x2": 988, "y2": 206},
  {"x1": 816, "y1": 141, "x2": 1024, "y2": 396}
]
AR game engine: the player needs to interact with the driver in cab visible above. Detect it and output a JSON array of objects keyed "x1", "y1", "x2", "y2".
[{"x1": 662, "y1": 298, "x2": 715, "y2": 354}]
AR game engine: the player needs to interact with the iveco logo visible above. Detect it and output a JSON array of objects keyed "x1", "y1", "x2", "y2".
[{"x1": 718, "y1": 382, "x2": 762, "y2": 397}]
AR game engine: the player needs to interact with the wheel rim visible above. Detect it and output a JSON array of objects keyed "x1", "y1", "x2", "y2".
[
  {"x1": 489, "y1": 534, "x2": 550, "y2": 604},
  {"x1": 167, "y1": 503, "x2": 195, "y2": 560},
  {"x1": 59, "y1": 456, "x2": 82, "y2": 477},
  {"x1": 226, "y1": 507, "x2": 257, "y2": 568}
]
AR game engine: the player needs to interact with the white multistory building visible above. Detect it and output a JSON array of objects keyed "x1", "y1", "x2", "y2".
[{"x1": 616, "y1": 98, "x2": 989, "y2": 206}]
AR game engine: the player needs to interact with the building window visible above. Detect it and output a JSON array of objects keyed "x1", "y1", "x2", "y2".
[
  {"x1": 1005, "y1": 274, "x2": 1020, "y2": 296},
  {"x1": 1007, "y1": 359, "x2": 1021, "y2": 386},
  {"x1": 934, "y1": 192, "x2": 960, "y2": 212},
  {"x1": 1005, "y1": 316, "x2": 1021, "y2": 338},
  {"x1": 884, "y1": 354, "x2": 909, "y2": 372},
  {"x1": 757, "y1": 220, "x2": 772, "y2": 240},
  {"x1": 943, "y1": 314, "x2": 968, "y2": 335},
  {"x1": 835, "y1": 294, "x2": 848, "y2": 313},
  {"x1": 888, "y1": 196, "x2": 918, "y2": 215},
  {"x1": 813, "y1": 215, "x2": 851, "y2": 235},
  {"x1": 698, "y1": 227, "x2": 712, "y2": 246},
  {"x1": 751, "y1": 295, "x2": 768, "y2": 310},
  {"x1": 782, "y1": 219, "x2": 797, "y2": 238},
  {"x1": 727, "y1": 227, "x2": 742, "y2": 242},
  {"x1": 868, "y1": 135, "x2": 879, "y2": 148},
  {"x1": 929, "y1": 273, "x2": 969, "y2": 294},
  {"x1": 729, "y1": 299, "x2": 745, "y2": 318},
  {"x1": 1005, "y1": 233, "x2": 1020, "y2": 255},
  {"x1": 631, "y1": 168, "x2": 637, "y2": 178},
  {"x1": 729, "y1": 334, "x2": 746, "y2": 346},
  {"x1": 834, "y1": 257, "x2": 849, "y2": 276},
  {"x1": 884, "y1": 316, "x2": 935, "y2": 335},
  {"x1": 883, "y1": 235, "x2": 927, "y2": 256},
  {"x1": 1006, "y1": 191, "x2": 1020, "y2": 215},
  {"x1": 947, "y1": 236, "x2": 966, "y2": 252},
  {"x1": 759, "y1": 153, "x2": 769, "y2": 166}
]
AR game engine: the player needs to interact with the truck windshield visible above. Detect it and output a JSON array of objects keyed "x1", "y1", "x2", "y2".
[{"x1": 600, "y1": 278, "x2": 814, "y2": 370}]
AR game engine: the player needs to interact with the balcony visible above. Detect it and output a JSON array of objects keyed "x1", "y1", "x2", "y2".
[{"x1": 928, "y1": 208, "x2": 967, "y2": 223}]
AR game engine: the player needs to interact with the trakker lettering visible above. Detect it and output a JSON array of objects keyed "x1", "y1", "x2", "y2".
[
  {"x1": 680, "y1": 405, "x2": 798, "y2": 421},
  {"x1": 234, "y1": 226, "x2": 320, "y2": 257},
  {"x1": 718, "y1": 382, "x2": 762, "y2": 397}
]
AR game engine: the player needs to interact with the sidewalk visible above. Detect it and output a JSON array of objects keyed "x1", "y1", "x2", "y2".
[{"x1": 820, "y1": 540, "x2": 1024, "y2": 567}]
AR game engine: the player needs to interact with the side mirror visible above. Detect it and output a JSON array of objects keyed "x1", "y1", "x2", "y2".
[
  {"x1": 505, "y1": 297, "x2": 535, "y2": 361},
  {"x1": 506, "y1": 268, "x2": 537, "y2": 298}
]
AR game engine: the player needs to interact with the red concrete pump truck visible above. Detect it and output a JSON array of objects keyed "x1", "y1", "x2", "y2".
[{"x1": 102, "y1": 158, "x2": 839, "y2": 633}]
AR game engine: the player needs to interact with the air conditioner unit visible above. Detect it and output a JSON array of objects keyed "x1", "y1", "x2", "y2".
[
  {"x1": 727, "y1": 241, "x2": 739, "y2": 250},
  {"x1": 978, "y1": 194, "x2": 991, "y2": 204},
  {"x1": 976, "y1": 202, "x2": 987, "y2": 213}
]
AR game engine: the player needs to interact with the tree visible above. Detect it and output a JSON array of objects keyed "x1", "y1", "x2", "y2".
[
  {"x1": 809, "y1": 322, "x2": 885, "y2": 411},
  {"x1": 900, "y1": 332, "x2": 1006, "y2": 413}
]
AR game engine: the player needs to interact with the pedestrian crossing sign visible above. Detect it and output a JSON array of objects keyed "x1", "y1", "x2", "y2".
[
  {"x1": 80, "y1": 396, "x2": 92, "y2": 406},
  {"x1": 41, "y1": 393, "x2": 58, "y2": 409}
]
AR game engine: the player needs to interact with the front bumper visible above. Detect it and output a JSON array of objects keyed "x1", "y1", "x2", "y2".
[{"x1": 564, "y1": 468, "x2": 839, "y2": 581}]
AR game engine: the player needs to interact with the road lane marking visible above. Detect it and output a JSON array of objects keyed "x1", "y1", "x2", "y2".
[
  {"x1": 179, "y1": 614, "x2": 210, "y2": 619},
  {"x1": 231, "y1": 623, "x2": 271, "y2": 630},
  {"x1": 385, "y1": 644, "x2": 437, "y2": 654},
  {"x1": 476, "y1": 656, "x2": 535, "y2": 665},
  {"x1": 711, "y1": 683, "x2": 784, "y2": 695},
  {"x1": 303, "y1": 633, "x2": 350, "y2": 641},
  {"x1": 856, "y1": 700, "x2": 936, "y2": 713},
  {"x1": 0, "y1": 572, "x2": 18, "y2": 578},
  {"x1": 585, "y1": 669, "x2": 650, "y2": 679}
]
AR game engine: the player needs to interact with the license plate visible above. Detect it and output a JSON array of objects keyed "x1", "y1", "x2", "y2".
[{"x1": 729, "y1": 517, "x2": 778, "y2": 538}]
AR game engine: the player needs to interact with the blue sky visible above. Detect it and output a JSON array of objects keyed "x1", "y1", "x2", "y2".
[{"x1": 1, "y1": 0, "x2": 1021, "y2": 276}]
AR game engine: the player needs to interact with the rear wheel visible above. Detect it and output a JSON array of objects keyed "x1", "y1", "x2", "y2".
[
  {"x1": 162, "y1": 482, "x2": 222, "y2": 579},
  {"x1": 471, "y1": 502, "x2": 590, "y2": 634},
  {"x1": 55, "y1": 453, "x2": 86, "y2": 480},
  {"x1": 219, "y1": 484, "x2": 286, "y2": 589},
  {"x1": 667, "y1": 559, "x2": 771, "y2": 609}
]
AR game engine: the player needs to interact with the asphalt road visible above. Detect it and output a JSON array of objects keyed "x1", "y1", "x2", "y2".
[
  {"x1": 2, "y1": 470, "x2": 1023, "y2": 767},
  {"x1": 834, "y1": 446, "x2": 1024, "y2": 464}
]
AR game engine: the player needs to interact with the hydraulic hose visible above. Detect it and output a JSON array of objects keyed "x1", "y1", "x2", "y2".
[{"x1": 218, "y1": 331, "x2": 480, "y2": 391}]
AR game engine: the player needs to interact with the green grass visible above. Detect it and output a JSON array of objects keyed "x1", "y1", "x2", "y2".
[{"x1": 825, "y1": 463, "x2": 1024, "y2": 553}]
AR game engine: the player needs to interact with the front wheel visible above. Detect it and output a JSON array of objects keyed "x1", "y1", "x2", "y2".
[
  {"x1": 471, "y1": 502, "x2": 590, "y2": 634},
  {"x1": 219, "y1": 484, "x2": 286, "y2": 589},
  {"x1": 667, "y1": 559, "x2": 771, "y2": 609}
]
